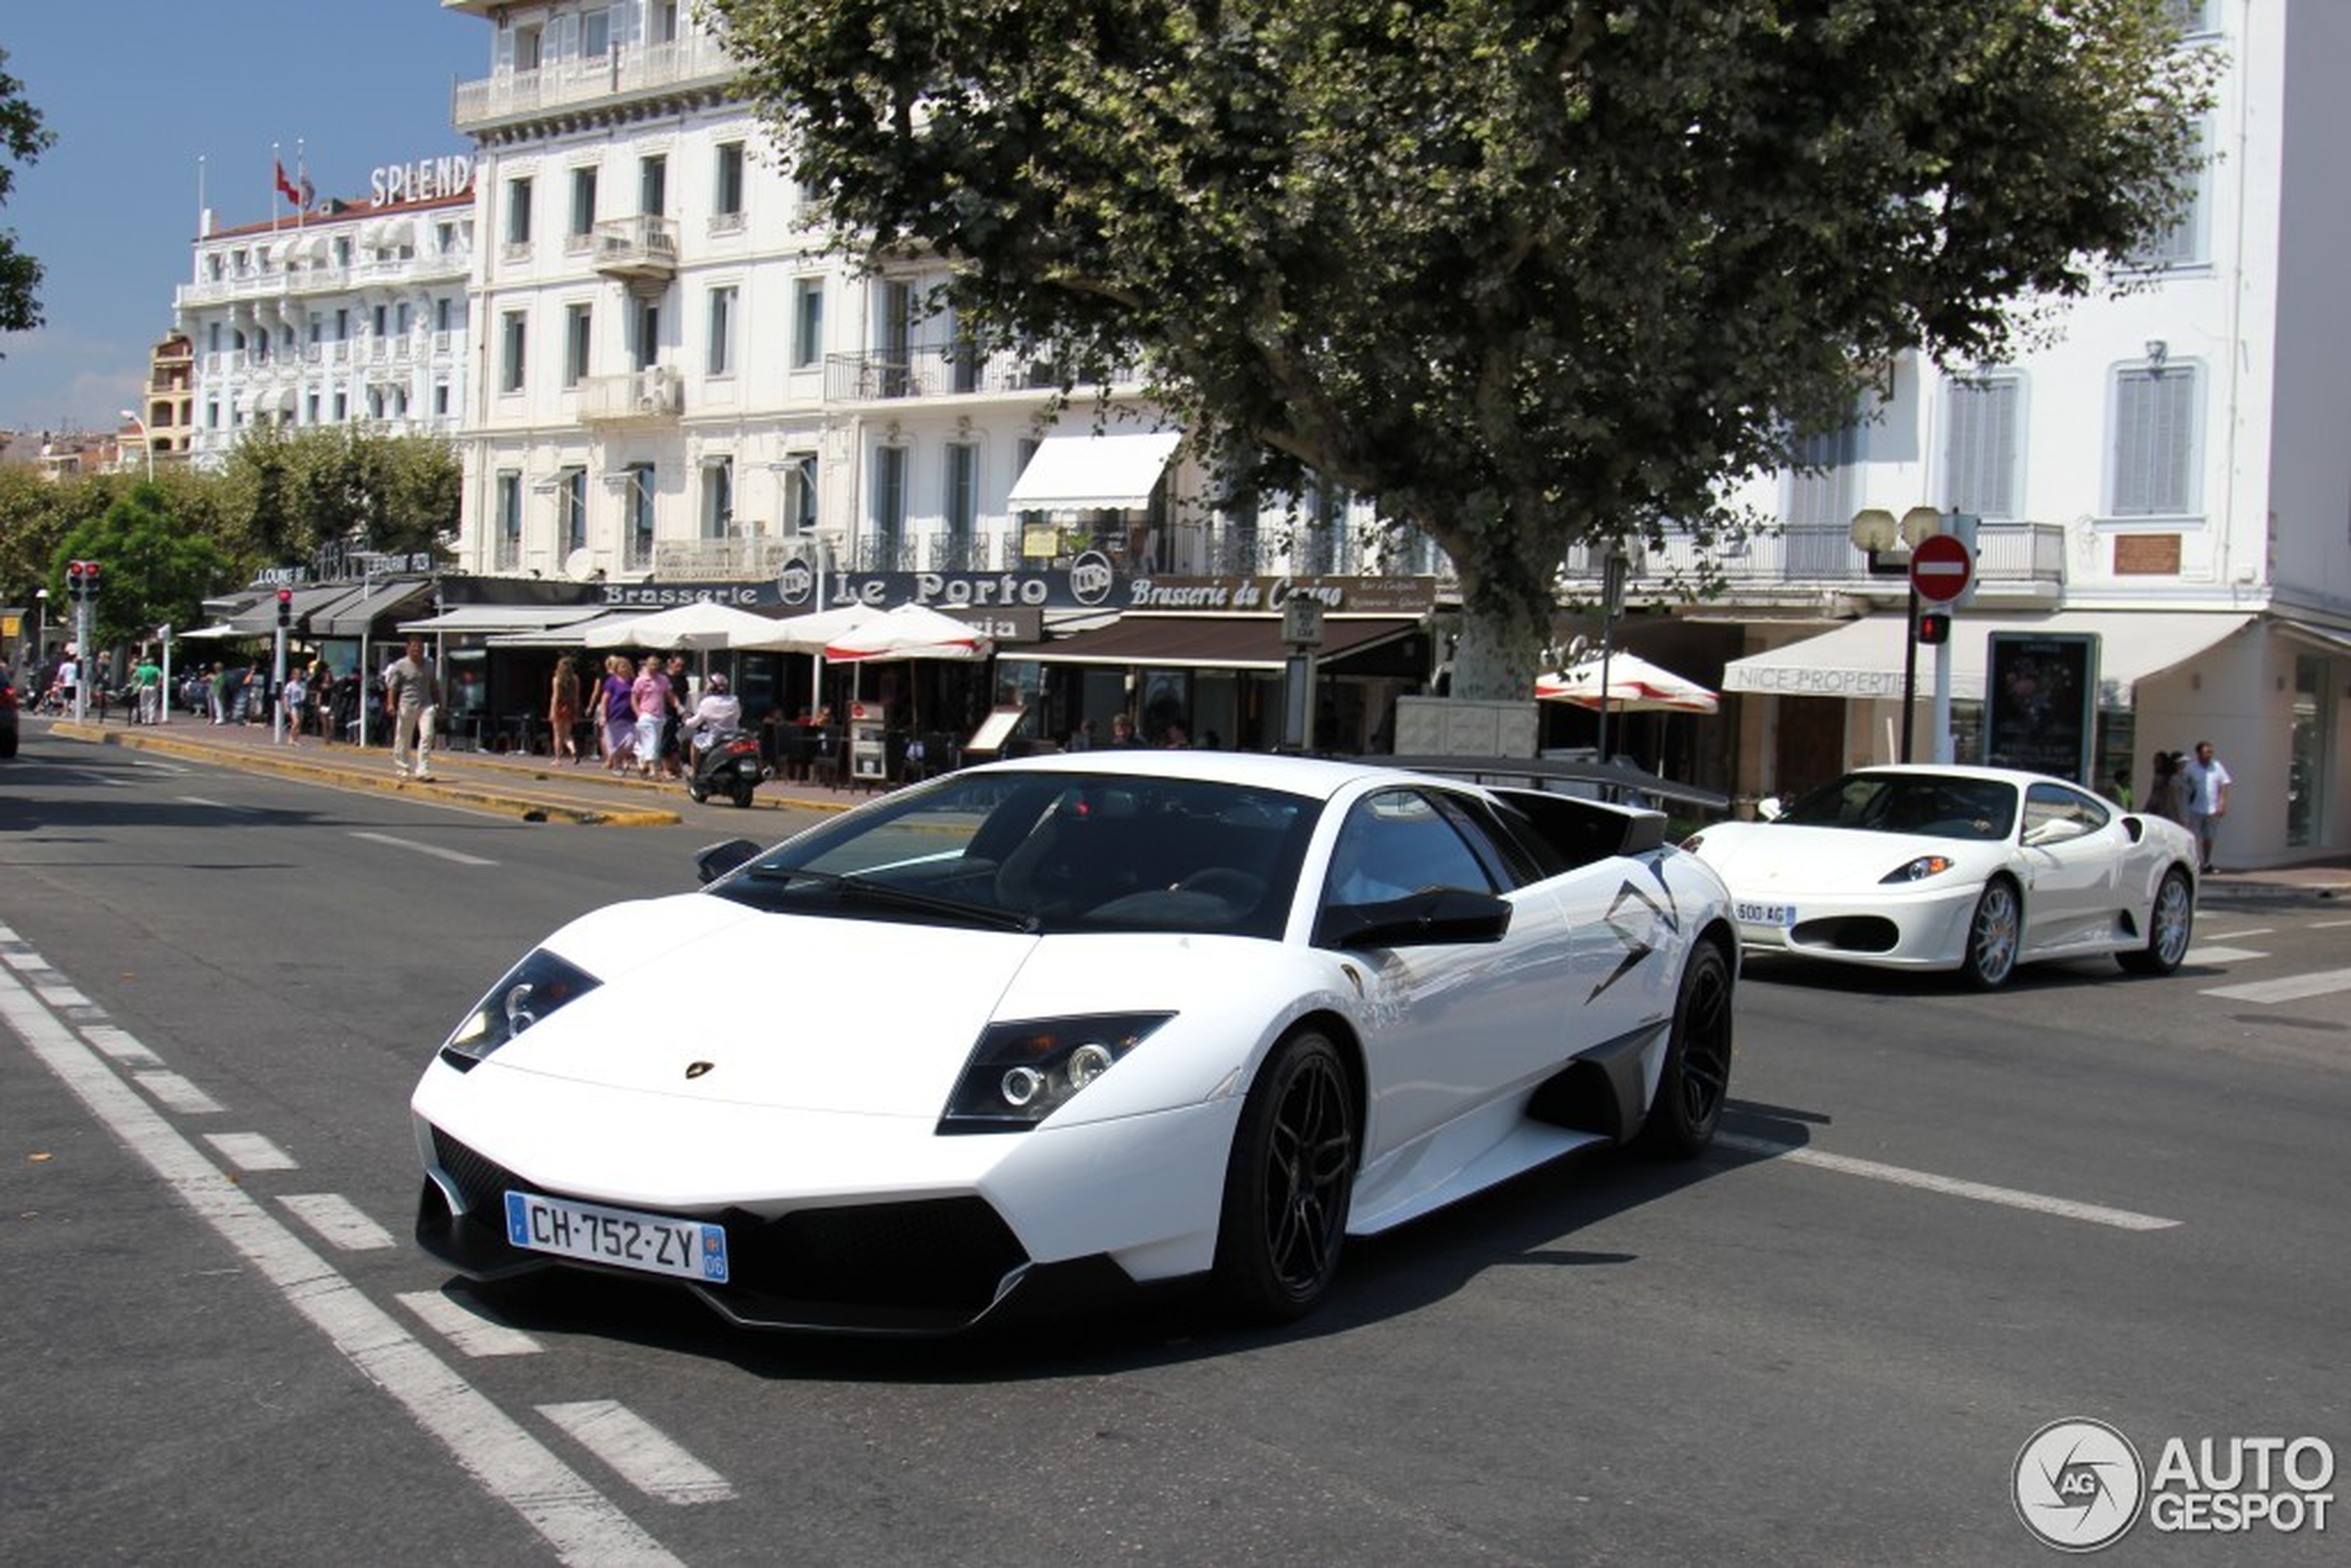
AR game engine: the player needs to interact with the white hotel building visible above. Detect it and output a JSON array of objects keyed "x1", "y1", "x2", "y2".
[{"x1": 173, "y1": 179, "x2": 475, "y2": 465}]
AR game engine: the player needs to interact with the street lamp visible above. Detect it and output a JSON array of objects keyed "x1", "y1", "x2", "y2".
[
  {"x1": 29, "y1": 587, "x2": 45, "y2": 669},
  {"x1": 118, "y1": 408, "x2": 155, "y2": 482}
]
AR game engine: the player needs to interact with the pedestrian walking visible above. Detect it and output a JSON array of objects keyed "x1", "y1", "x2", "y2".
[
  {"x1": 2180, "y1": 739, "x2": 2233, "y2": 874},
  {"x1": 383, "y1": 636, "x2": 442, "y2": 781},
  {"x1": 549, "y1": 654, "x2": 583, "y2": 764},
  {"x1": 629, "y1": 654, "x2": 670, "y2": 778},
  {"x1": 280, "y1": 666, "x2": 307, "y2": 745},
  {"x1": 133, "y1": 652, "x2": 162, "y2": 725}
]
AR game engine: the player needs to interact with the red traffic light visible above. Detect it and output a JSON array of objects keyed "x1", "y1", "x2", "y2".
[
  {"x1": 277, "y1": 587, "x2": 294, "y2": 627},
  {"x1": 1917, "y1": 611, "x2": 1952, "y2": 646},
  {"x1": 277, "y1": 588, "x2": 294, "y2": 604}
]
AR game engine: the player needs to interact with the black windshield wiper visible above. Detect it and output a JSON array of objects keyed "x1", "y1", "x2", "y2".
[{"x1": 746, "y1": 866, "x2": 1040, "y2": 934}]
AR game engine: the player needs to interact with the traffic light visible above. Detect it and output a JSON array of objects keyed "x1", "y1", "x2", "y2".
[
  {"x1": 65, "y1": 561, "x2": 86, "y2": 602},
  {"x1": 277, "y1": 588, "x2": 294, "y2": 629},
  {"x1": 1916, "y1": 611, "x2": 1951, "y2": 646}
]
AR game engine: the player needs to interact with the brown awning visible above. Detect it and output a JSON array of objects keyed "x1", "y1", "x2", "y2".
[{"x1": 1021, "y1": 615, "x2": 1423, "y2": 672}]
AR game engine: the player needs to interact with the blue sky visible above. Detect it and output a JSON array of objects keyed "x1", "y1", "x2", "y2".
[{"x1": 1, "y1": 3, "x2": 483, "y2": 434}]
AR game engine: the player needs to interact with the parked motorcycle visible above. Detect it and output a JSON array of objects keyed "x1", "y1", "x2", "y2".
[{"x1": 684, "y1": 728, "x2": 765, "y2": 808}]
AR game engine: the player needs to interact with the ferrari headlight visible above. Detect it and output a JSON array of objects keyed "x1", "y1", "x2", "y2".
[
  {"x1": 1881, "y1": 855, "x2": 1957, "y2": 884},
  {"x1": 939, "y1": 1014, "x2": 1174, "y2": 1133},
  {"x1": 440, "y1": 949, "x2": 600, "y2": 1072}
]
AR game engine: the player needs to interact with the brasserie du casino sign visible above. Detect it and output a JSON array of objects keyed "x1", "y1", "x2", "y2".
[{"x1": 602, "y1": 559, "x2": 1438, "y2": 620}]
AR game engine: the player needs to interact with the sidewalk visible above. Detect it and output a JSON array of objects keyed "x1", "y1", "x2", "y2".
[{"x1": 40, "y1": 713, "x2": 866, "y2": 828}]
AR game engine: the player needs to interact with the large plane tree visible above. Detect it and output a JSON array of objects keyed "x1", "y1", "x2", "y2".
[{"x1": 712, "y1": 0, "x2": 2210, "y2": 698}]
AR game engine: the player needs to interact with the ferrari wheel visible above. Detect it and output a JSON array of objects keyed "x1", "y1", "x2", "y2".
[
  {"x1": 1213, "y1": 1029, "x2": 1355, "y2": 1324},
  {"x1": 2119, "y1": 867, "x2": 2195, "y2": 975},
  {"x1": 1961, "y1": 879, "x2": 2021, "y2": 989},
  {"x1": 1639, "y1": 941, "x2": 1734, "y2": 1157}
]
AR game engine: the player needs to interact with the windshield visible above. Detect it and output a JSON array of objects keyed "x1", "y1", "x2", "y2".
[
  {"x1": 716, "y1": 770, "x2": 1323, "y2": 938},
  {"x1": 1777, "y1": 773, "x2": 2017, "y2": 841}
]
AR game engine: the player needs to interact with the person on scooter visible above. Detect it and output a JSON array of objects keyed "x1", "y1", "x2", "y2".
[{"x1": 679, "y1": 673, "x2": 744, "y2": 764}]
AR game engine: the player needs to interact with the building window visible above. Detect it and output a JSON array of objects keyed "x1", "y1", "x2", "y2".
[
  {"x1": 564, "y1": 303, "x2": 592, "y2": 388},
  {"x1": 715, "y1": 142, "x2": 745, "y2": 218},
  {"x1": 433, "y1": 380, "x2": 449, "y2": 417},
  {"x1": 559, "y1": 467, "x2": 588, "y2": 555},
  {"x1": 1943, "y1": 375, "x2": 2022, "y2": 520},
  {"x1": 505, "y1": 176, "x2": 533, "y2": 245},
  {"x1": 501, "y1": 311, "x2": 528, "y2": 393},
  {"x1": 580, "y1": 7, "x2": 610, "y2": 59},
  {"x1": 783, "y1": 453, "x2": 818, "y2": 534},
  {"x1": 654, "y1": 1, "x2": 679, "y2": 43},
  {"x1": 569, "y1": 165, "x2": 598, "y2": 239},
  {"x1": 640, "y1": 154, "x2": 667, "y2": 218},
  {"x1": 706, "y1": 285, "x2": 738, "y2": 377},
  {"x1": 497, "y1": 471, "x2": 523, "y2": 544},
  {"x1": 792, "y1": 278, "x2": 825, "y2": 368},
  {"x1": 514, "y1": 23, "x2": 541, "y2": 70},
  {"x1": 2110, "y1": 363, "x2": 2199, "y2": 517},
  {"x1": 873, "y1": 445, "x2": 908, "y2": 563},
  {"x1": 335, "y1": 308, "x2": 350, "y2": 341},
  {"x1": 437, "y1": 296, "x2": 455, "y2": 333},
  {"x1": 2131, "y1": 120, "x2": 2208, "y2": 269},
  {"x1": 945, "y1": 442, "x2": 978, "y2": 541},
  {"x1": 306, "y1": 392, "x2": 321, "y2": 423},
  {"x1": 1781, "y1": 419, "x2": 1862, "y2": 576},
  {"x1": 626, "y1": 463, "x2": 657, "y2": 566},
  {"x1": 332, "y1": 392, "x2": 347, "y2": 421},
  {"x1": 372, "y1": 304, "x2": 389, "y2": 339},
  {"x1": 632, "y1": 298, "x2": 660, "y2": 371},
  {"x1": 702, "y1": 457, "x2": 734, "y2": 540},
  {"x1": 206, "y1": 400, "x2": 220, "y2": 429}
]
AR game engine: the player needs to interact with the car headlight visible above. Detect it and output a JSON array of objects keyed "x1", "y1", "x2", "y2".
[
  {"x1": 440, "y1": 949, "x2": 600, "y2": 1072},
  {"x1": 939, "y1": 1014, "x2": 1174, "y2": 1133},
  {"x1": 1881, "y1": 855, "x2": 1957, "y2": 884}
]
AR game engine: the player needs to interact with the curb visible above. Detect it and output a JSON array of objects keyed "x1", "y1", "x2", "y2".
[{"x1": 51, "y1": 722, "x2": 683, "y2": 827}]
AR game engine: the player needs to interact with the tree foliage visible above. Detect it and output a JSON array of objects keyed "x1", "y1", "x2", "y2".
[
  {"x1": 52, "y1": 483, "x2": 231, "y2": 653},
  {"x1": 215, "y1": 425, "x2": 461, "y2": 571},
  {"x1": 712, "y1": 0, "x2": 2212, "y2": 696},
  {"x1": 0, "y1": 45, "x2": 56, "y2": 343}
]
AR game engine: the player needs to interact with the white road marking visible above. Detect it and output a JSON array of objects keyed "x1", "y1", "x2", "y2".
[
  {"x1": 205, "y1": 1132, "x2": 297, "y2": 1171},
  {"x1": 2196, "y1": 927, "x2": 2272, "y2": 940},
  {"x1": 1717, "y1": 1134, "x2": 2180, "y2": 1231},
  {"x1": 2200, "y1": 966, "x2": 2351, "y2": 1005},
  {"x1": 34, "y1": 981, "x2": 92, "y2": 1009},
  {"x1": 279, "y1": 1192, "x2": 395, "y2": 1251},
  {"x1": 2184, "y1": 945, "x2": 2269, "y2": 965},
  {"x1": 348, "y1": 831, "x2": 497, "y2": 866},
  {"x1": 69, "y1": 770, "x2": 131, "y2": 788},
  {"x1": 177, "y1": 795, "x2": 257, "y2": 813},
  {"x1": 80, "y1": 1025, "x2": 162, "y2": 1069},
  {"x1": 131, "y1": 1069, "x2": 223, "y2": 1114},
  {"x1": 396, "y1": 1290, "x2": 545, "y2": 1359},
  {"x1": 539, "y1": 1400, "x2": 738, "y2": 1505},
  {"x1": 2308, "y1": 918, "x2": 2351, "y2": 931},
  {"x1": 0, "y1": 930, "x2": 680, "y2": 1566}
]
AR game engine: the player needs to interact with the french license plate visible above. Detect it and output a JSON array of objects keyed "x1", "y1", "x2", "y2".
[
  {"x1": 504, "y1": 1190, "x2": 728, "y2": 1284},
  {"x1": 1736, "y1": 901, "x2": 1797, "y2": 928}
]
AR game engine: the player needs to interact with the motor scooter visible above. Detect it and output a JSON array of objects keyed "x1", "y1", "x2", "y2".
[{"x1": 684, "y1": 728, "x2": 765, "y2": 808}]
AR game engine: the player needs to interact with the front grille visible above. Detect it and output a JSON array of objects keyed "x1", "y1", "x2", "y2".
[{"x1": 425, "y1": 1126, "x2": 1028, "y2": 1325}]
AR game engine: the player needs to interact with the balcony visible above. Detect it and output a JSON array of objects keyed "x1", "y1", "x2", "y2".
[
  {"x1": 591, "y1": 217, "x2": 678, "y2": 293},
  {"x1": 451, "y1": 32, "x2": 743, "y2": 134},
  {"x1": 651, "y1": 537, "x2": 795, "y2": 581},
  {"x1": 1551, "y1": 520, "x2": 2070, "y2": 605},
  {"x1": 824, "y1": 345, "x2": 1136, "y2": 404},
  {"x1": 578, "y1": 367, "x2": 683, "y2": 425}
]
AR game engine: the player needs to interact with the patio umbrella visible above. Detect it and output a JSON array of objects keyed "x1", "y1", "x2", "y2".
[
  {"x1": 822, "y1": 603, "x2": 993, "y2": 663},
  {"x1": 723, "y1": 601, "x2": 886, "y2": 653},
  {"x1": 582, "y1": 600, "x2": 777, "y2": 652},
  {"x1": 1536, "y1": 652, "x2": 1719, "y2": 714}
]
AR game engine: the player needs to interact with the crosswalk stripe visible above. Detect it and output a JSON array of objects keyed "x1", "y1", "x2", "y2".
[
  {"x1": 132, "y1": 1069, "x2": 223, "y2": 1114},
  {"x1": 2200, "y1": 966, "x2": 2351, "y2": 1005},
  {"x1": 2184, "y1": 945, "x2": 2269, "y2": 964},
  {"x1": 539, "y1": 1400, "x2": 737, "y2": 1504},
  {"x1": 278, "y1": 1192, "x2": 396, "y2": 1251},
  {"x1": 397, "y1": 1290, "x2": 544, "y2": 1358},
  {"x1": 205, "y1": 1132, "x2": 297, "y2": 1171}
]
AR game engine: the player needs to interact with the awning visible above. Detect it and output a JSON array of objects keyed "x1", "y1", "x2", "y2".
[
  {"x1": 2276, "y1": 617, "x2": 2351, "y2": 657},
  {"x1": 1023, "y1": 616, "x2": 1421, "y2": 673},
  {"x1": 397, "y1": 604, "x2": 603, "y2": 635},
  {"x1": 313, "y1": 579, "x2": 438, "y2": 638},
  {"x1": 1721, "y1": 611, "x2": 2253, "y2": 709},
  {"x1": 486, "y1": 609, "x2": 650, "y2": 648},
  {"x1": 1004, "y1": 428, "x2": 1182, "y2": 512},
  {"x1": 174, "y1": 623, "x2": 245, "y2": 641},
  {"x1": 224, "y1": 582, "x2": 368, "y2": 635}
]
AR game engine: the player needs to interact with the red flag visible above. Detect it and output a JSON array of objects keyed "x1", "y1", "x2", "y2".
[{"x1": 275, "y1": 159, "x2": 302, "y2": 205}]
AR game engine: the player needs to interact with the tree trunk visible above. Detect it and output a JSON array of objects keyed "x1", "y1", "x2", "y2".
[{"x1": 1446, "y1": 591, "x2": 1549, "y2": 703}]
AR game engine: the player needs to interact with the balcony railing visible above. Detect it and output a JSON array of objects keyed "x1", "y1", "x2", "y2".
[
  {"x1": 451, "y1": 33, "x2": 743, "y2": 131},
  {"x1": 1549, "y1": 520, "x2": 2069, "y2": 600},
  {"x1": 823, "y1": 345, "x2": 1138, "y2": 404},
  {"x1": 591, "y1": 216, "x2": 678, "y2": 290},
  {"x1": 578, "y1": 367, "x2": 683, "y2": 424}
]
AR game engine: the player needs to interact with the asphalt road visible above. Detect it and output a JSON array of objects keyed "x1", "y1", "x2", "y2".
[{"x1": 2, "y1": 739, "x2": 2345, "y2": 1565}]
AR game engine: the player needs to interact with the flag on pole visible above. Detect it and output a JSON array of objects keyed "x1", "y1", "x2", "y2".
[{"x1": 275, "y1": 158, "x2": 302, "y2": 205}]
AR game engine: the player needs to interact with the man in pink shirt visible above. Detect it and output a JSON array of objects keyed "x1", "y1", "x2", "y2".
[{"x1": 629, "y1": 655, "x2": 670, "y2": 778}]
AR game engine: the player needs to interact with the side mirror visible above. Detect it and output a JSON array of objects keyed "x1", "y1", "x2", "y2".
[
  {"x1": 1320, "y1": 887, "x2": 1514, "y2": 950},
  {"x1": 695, "y1": 838, "x2": 761, "y2": 885},
  {"x1": 1756, "y1": 796, "x2": 1785, "y2": 822}
]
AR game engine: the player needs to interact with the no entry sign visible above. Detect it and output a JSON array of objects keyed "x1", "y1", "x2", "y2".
[{"x1": 1910, "y1": 532, "x2": 1974, "y2": 604}]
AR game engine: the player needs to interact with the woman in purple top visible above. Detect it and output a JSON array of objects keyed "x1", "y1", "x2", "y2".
[{"x1": 594, "y1": 654, "x2": 638, "y2": 771}]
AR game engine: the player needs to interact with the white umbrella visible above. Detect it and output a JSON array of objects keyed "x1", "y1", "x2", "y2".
[
  {"x1": 581, "y1": 600, "x2": 777, "y2": 652},
  {"x1": 822, "y1": 603, "x2": 993, "y2": 664},
  {"x1": 1536, "y1": 652, "x2": 1719, "y2": 714},
  {"x1": 723, "y1": 601, "x2": 886, "y2": 653}
]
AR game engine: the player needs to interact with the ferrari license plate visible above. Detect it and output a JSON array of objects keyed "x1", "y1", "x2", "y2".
[
  {"x1": 1736, "y1": 901, "x2": 1797, "y2": 928},
  {"x1": 504, "y1": 1190, "x2": 728, "y2": 1284}
]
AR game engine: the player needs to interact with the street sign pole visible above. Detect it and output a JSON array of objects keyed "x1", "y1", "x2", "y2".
[
  {"x1": 1909, "y1": 531, "x2": 1975, "y2": 765},
  {"x1": 1900, "y1": 581, "x2": 1920, "y2": 765}
]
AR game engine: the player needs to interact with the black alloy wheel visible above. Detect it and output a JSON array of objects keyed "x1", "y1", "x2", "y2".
[
  {"x1": 1639, "y1": 940, "x2": 1735, "y2": 1156},
  {"x1": 1213, "y1": 1029, "x2": 1356, "y2": 1324}
]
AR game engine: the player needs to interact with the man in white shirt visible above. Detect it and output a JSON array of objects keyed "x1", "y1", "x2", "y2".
[
  {"x1": 2180, "y1": 739, "x2": 2232, "y2": 874},
  {"x1": 382, "y1": 637, "x2": 442, "y2": 781}
]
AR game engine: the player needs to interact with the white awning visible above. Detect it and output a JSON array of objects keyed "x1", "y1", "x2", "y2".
[
  {"x1": 1722, "y1": 611, "x2": 2253, "y2": 709},
  {"x1": 1004, "y1": 428, "x2": 1181, "y2": 512},
  {"x1": 398, "y1": 604, "x2": 603, "y2": 634},
  {"x1": 485, "y1": 609, "x2": 650, "y2": 648},
  {"x1": 2277, "y1": 617, "x2": 2351, "y2": 657}
]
